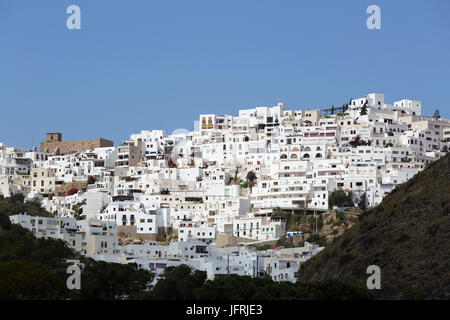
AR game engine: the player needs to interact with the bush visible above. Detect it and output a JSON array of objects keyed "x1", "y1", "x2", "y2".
[
  {"x1": 149, "y1": 265, "x2": 206, "y2": 300},
  {"x1": 148, "y1": 265, "x2": 374, "y2": 300},
  {"x1": 306, "y1": 234, "x2": 327, "y2": 247},
  {"x1": 272, "y1": 210, "x2": 303, "y2": 231},
  {"x1": 0, "y1": 212, "x2": 11, "y2": 230},
  {"x1": 358, "y1": 192, "x2": 367, "y2": 210},
  {"x1": 78, "y1": 261, "x2": 154, "y2": 300},
  {"x1": 0, "y1": 260, "x2": 67, "y2": 300},
  {"x1": 401, "y1": 287, "x2": 427, "y2": 300},
  {"x1": 146, "y1": 265, "x2": 373, "y2": 300},
  {"x1": 0, "y1": 195, "x2": 52, "y2": 217},
  {"x1": 338, "y1": 253, "x2": 354, "y2": 265},
  {"x1": 329, "y1": 188, "x2": 354, "y2": 208}
]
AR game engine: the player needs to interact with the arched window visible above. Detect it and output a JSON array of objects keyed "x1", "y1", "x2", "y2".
[
  {"x1": 280, "y1": 154, "x2": 287, "y2": 159},
  {"x1": 290, "y1": 154, "x2": 298, "y2": 159},
  {"x1": 315, "y1": 153, "x2": 322, "y2": 158},
  {"x1": 303, "y1": 153, "x2": 310, "y2": 159}
]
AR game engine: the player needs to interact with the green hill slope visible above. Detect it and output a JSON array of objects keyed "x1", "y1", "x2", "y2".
[
  {"x1": 298, "y1": 153, "x2": 450, "y2": 299},
  {"x1": 0, "y1": 210, "x2": 154, "y2": 299}
]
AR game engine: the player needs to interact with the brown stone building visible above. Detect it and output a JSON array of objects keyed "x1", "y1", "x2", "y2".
[{"x1": 40, "y1": 133, "x2": 114, "y2": 155}]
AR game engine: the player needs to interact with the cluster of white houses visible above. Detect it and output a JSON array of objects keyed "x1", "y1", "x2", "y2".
[
  {"x1": 9, "y1": 212, "x2": 322, "y2": 282},
  {"x1": 2, "y1": 93, "x2": 449, "y2": 282}
]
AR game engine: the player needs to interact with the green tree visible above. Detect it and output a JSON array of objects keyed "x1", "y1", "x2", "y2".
[
  {"x1": 72, "y1": 202, "x2": 84, "y2": 220},
  {"x1": 0, "y1": 260, "x2": 67, "y2": 300},
  {"x1": 0, "y1": 212, "x2": 11, "y2": 230},
  {"x1": 401, "y1": 287, "x2": 427, "y2": 300},
  {"x1": 272, "y1": 210, "x2": 302, "y2": 231},
  {"x1": 360, "y1": 103, "x2": 368, "y2": 115},
  {"x1": 306, "y1": 234, "x2": 327, "y2": 247},
  {"x1": 9, "y1": 193, "x2": 25, "y2": 204},
  {"x1": 0, "y1": 195, "x2": 53, "y2": 217},
  {"x1": 78, "y1": 260, "x2": 154, "y2": 300},
  {"x1": 328, "y1": 188, "x2": 354, "y2": 208},
  {"x1": 358, "y1": 192, "x2": 367, "y2": 211},
  {"x1": 276, "y1": 234, "x2": 295, "y2": 248},
  {"x1": 301, "y1": 279, "x2": 374, "y2": 300},
  {"x1": 149, "y1": 265, "x2": 206, "y2": 300}
]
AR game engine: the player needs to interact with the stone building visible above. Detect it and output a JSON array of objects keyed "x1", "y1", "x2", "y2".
[{"x1": 40, "y1": 133, "x2": 113, "y2": 155}]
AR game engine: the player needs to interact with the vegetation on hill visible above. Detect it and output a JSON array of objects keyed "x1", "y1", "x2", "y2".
[
  {"x1": 328, "y1": 188, "x2": 354, "y2": 208},
  {"x1": 272, "y1": 208, "x2": 359, "y2": 248},
  {"x1": 0, "y1": 259, "x2": 67, "y2": 300},
  {"x1": 0, "y1": 199, "x2": 373, "y2": 300},
  {"x1": 8, "y1": 161, "x2": 446, "y2": 301},
  {"x1": 272, "y1": 209, "x2": 308, "y2": 232},
  {"x1": 76, "y1": 261, "x2": 154, "y2": 300},
  {"x1": 305, "y1": 234, "x2": 328, "y2": 247},
  {"x1": 144, "y1": 265, "x2": 374, "y2": 300},
  {"x1": 298, "y1": 153, "x2": 450, "y2": 299},
  {"x1": 0, "y1": 208, "x2": 154, "y2": 300},
  {"x1": 0, "y1": 194, "x2": 53, "y2": 217}
]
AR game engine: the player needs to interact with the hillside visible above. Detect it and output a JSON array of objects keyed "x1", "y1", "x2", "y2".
[
  {"x1": 0, "y1": 209, "x2": 154, "y2": 300},
  {"x1": 0, "y1": 197, "x2": 373, "y2": 300},
  {"x1": 298, "y1": 153, "x2": 450, "y2": 299}
]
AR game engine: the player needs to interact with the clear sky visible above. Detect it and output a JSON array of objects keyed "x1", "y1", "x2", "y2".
[{"x1": 1, "y1": 0, "x2": 449, "y2": 148}]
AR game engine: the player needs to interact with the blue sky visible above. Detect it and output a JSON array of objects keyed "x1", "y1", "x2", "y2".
[{"x1": 1, "y1": 0, "x2": 449, "y2": 148}]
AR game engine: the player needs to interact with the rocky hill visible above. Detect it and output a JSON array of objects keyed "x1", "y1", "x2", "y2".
[{"x1": 298, "y1": 153, "x2": 450, "y2": 299}]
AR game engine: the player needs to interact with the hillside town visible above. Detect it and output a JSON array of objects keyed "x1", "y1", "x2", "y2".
[{"x1": 1, "y1": 93, "x2": 449, "y2": 283}]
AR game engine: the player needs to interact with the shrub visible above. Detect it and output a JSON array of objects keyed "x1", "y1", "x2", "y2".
[
  {"x1": 329, "y1": 188, "x2": 354, "y2": 208},
  {"x1": 401, "y1": 287, "x2": 427, "y2": 300},
  {"x1": 338, "y1": 253, "x2": 354, "y2": 265}
]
